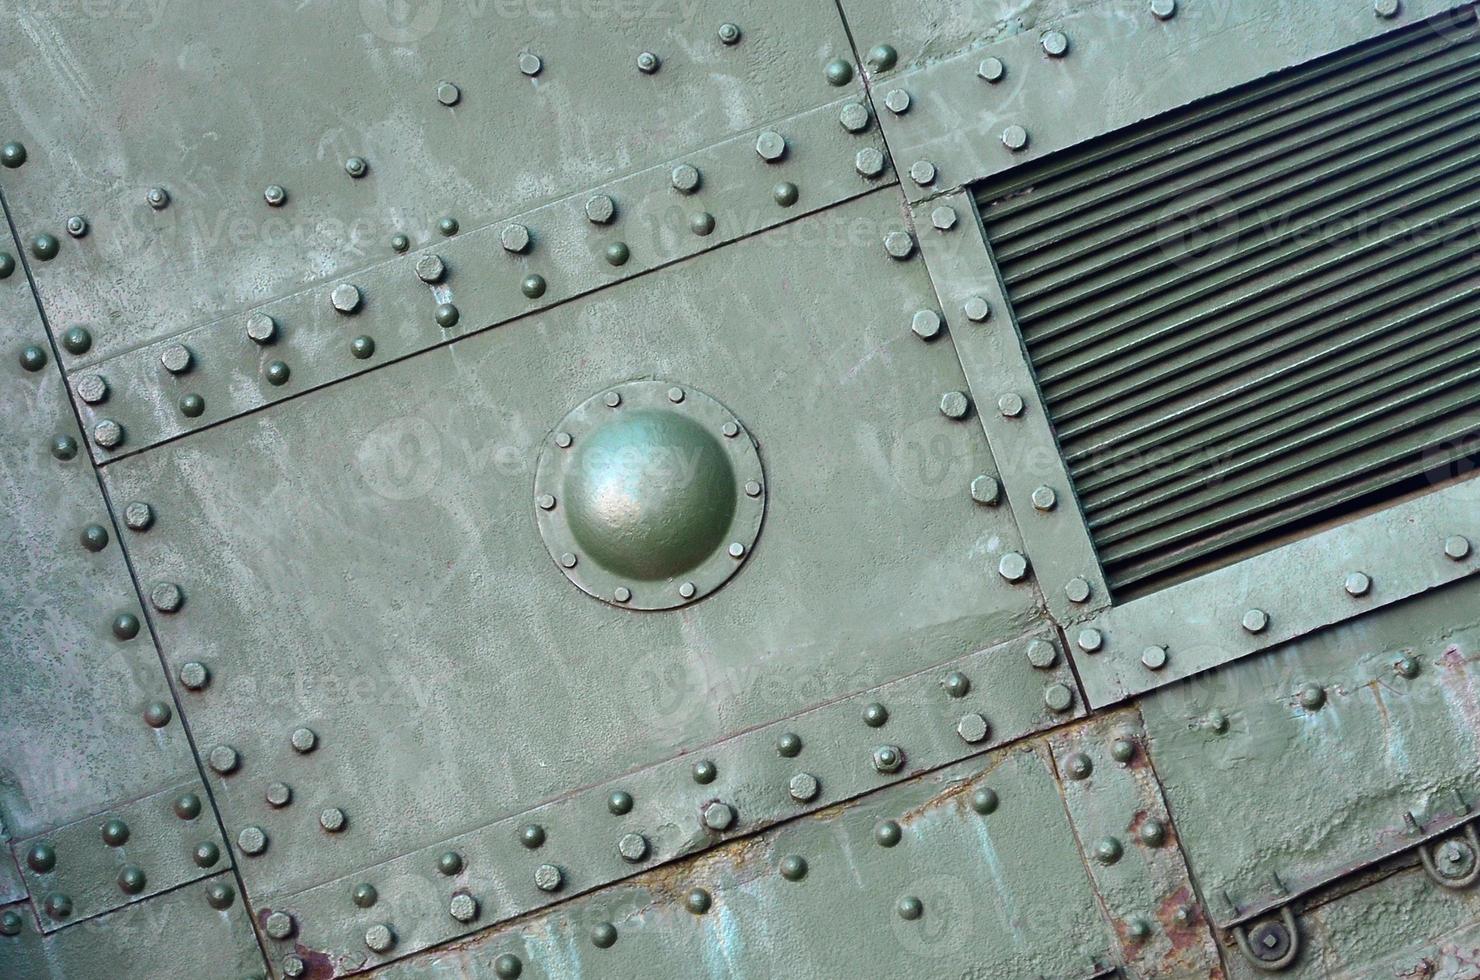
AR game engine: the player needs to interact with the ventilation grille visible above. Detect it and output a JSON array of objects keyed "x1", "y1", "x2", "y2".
[{"x1": 977, "y1": 13, "x2": 1480, "y2": 597}]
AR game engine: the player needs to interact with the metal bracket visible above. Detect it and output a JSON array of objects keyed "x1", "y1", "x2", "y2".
[{"x1": 1233, "y1": 906, "x2": 1301, "y2": 972}]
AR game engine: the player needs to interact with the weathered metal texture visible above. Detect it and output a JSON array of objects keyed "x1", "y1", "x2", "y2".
[
  {"x1": 872, "y1": 0, "x2": 1471, "y2": 203},
  {"x1": 0, "y1": 0, "x2": 860, "y2": 366},
  {"x1": 0, "y1": 874, "x2": 265, "y2": 978},
  {"x1": 1140, "y1": 577, "x2": 1480, "y2": 933},
  {"x1": 911, "y1": 186, "x2": 1109, "y2": 626},
  {"x1": 1050, "y1": 710, "x2": 1224, "y2": 976},
  {"x1": 369, "y1": 742, "x2": 1193, "y2": 979}
]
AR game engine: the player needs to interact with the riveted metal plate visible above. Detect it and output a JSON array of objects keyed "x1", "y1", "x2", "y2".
[
  {"x1": 873, "y1": 0, "x2": 1472, "y2": 203},
  {"x1": 0, "y1": 219, "x2": 199, "y2": 841},
  {"x1": 367, "y1": 746, "x2": 1126, "y2": 980},
  {"x1": 0, "y1": 0, "x2": 860, "y2": 365},
  {"x1": 0, "y1": 874, "x2": 265, "y2": 978},
  {"x1": 532, "y1": 380, "x2": 765, "y2": 610},
  {"x1": 1140, "y1": 576, "x2": 1480, "y2": 930},
  {"x1": 263, "y1": 628, "x2": 1080, "y2": 972},
  {"x1": 1078, "y1": 477, "x2": 1480, "y2": 706},
  {"x1": 912, "y1": 189, "x2": 1108, "y2": 625},
  {"x1": 101, "y1": 190, "x2": 1041, "y2": 909},
  {"x1": 14, "y1": 780, "x2": 229, "y2": 933},
  {"x1": 1048, "y1": 710, "x2": 1223, "y2": 976},
  {"x1": 69, "y1": 95, "x2": 895, "y2": 461}
]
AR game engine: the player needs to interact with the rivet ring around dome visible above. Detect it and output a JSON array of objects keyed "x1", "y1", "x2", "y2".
[{"x1": 534, "y1": 380, "x2": 766, "y2": 610}]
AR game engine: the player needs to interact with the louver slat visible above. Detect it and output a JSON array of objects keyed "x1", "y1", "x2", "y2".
[{"x1": 978, "y1": 13, "x2": 1480, "y2": 597}]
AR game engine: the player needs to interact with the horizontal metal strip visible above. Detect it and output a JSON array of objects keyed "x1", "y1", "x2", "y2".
[
  {"x1": 978, "y1": 19, "x2": 1461, "y2": 228},
  {"x1": 256, "y1": 629, "x2": 1082, "y2": 976},
  {"x1": 67, "y1": 97, "x2": 893, "y2": 463},
  {"x1": 1073, "y1": 476, "x2": 1480, "y2": 707}
]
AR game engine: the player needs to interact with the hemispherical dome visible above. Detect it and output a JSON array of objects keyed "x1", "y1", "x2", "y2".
[{"x1": 562, "y1": 409, "x2": 737, "y2": 581}]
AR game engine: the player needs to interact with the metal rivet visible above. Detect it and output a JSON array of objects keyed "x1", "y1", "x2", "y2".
[
  {"x1": 204, "y1": 884, "x2": 233, "y2": 910},
  {"x1": 636, "y1": 51, "x2": 661, "y2": 74},
  {"x1": 1002, "y1": 125, "x2": 1029, "y2": 151},
  {"x1": 519, "y1": 52, "x2": 543, "y2": 76},
  {"x1": 1026, "y1": 639, "x2": 1058, "y2": 669},
  {"x1": 143, "y1": 701, "x2": 172, "y2": 728},
  {"x1": 208, "y1": 745, "x2": 239, "y2": 774},
  {"x1": 618, "y1": 832, "x2": 648, "y2": 862},
  {"x1": 246, "y1": 312, "x2": 277, "y2": 344},
  {"x1": 607, "y1": 790, "x2": 634, "y2": 815},
  {"x1": 883, "y1": 89, "x2": 910, "y2": 114},
  {"x1": 263, "y1": 185, "x2": 287, "y2": 207},
  {"x1": 331, "y1": 283, "x2": 362, "y2": 314},
  {"x1": 721, "y1": 420, "x2": 739, "y2": 438},
  {"x1": 77, "y1": 375, "x2": 108, "y2": 405},
  {"x1": 998, "y1": 551, "x2": 1029, "y2": 582},
  {"x1": 61, "y1": 326, "x2": 91, "y2": 355},
  {"x1": 1065, "y1": 577, "x2": 1091, "y2": 603},
  {"x1": 391, "y1": 235, "x2": 410, "y2": 253},
  {"x1": 875, "y1": 820, "x2": 902, "y2": 847},
  {"x1": 436, "y1": 81, "x2": 461, "y2": 105},
  {"x1": 971, "y1": 787, "x2": 1000, "y2": 814},
  {"x1": 266, "y1": 783, "x2": 292, "y2": 808},
  {"x1": 755, "y1": 131, "x2": 786, "y2": 162},
  {"x1": 866, "y1": 44, "x2": 898, "y2": 72},
  {"x1": 1, "y1": 141, "x2": 27, "y2": 168},
  {"x1": 1141, "y1": 645, "x2": 1168, "y2": 671},
  {"x1": 437, "y1": 851, "x2": 463, "y2": 875},
  {"x1": 1206, "y1": 710, "x2": 1230, "y2": 734},
  {"x1": 111, "y1": 612, "x2": 140, "y2": 639},
  {"x1": 1345, "y1": 571, "x2": 1372, "y2": 596},
  {"x1": 789, "y1": 772, "x2": 820, "y2": 802},
  {"x1": 449, "y1": 892, "x2": 478, "y2": 923},
  {"x1": 897, "y1": 896, "x2": 924, "y2": 920},
  {"x1": 745, "y1": 480, "x2": 762, "y2": 497},
  {"x1": 689, "y1": 211, "x2": 716, "y2": 236},
  {"x1": 957, "y1": 712, "x2": 990, "y2": 744},
  {"x1": 911, "y1": 310, "x2": 942, "y2": 340},
  {"x1": 521, "y1": 274, "x2": 546, "y2": 298},
  {"x1": 1299, "y1": 684, "x2": 1326, "y2": 710},
  {"x1": 365, "y1": 924, "x2": 396, "y2": 954},
  {"x1": 718, "y1": 22, "x2": 741, "y2": 44},
  {"x1": 193, "y1": 842, "x2": 220, "y2": 869},
  {"x1": 1242, "y1": 608, "x2": 1269, "y2": 633},
  {"x1": 237, "y1": 826, "x2": 268, "y2": 856},
  {"x1": 779, "y1": 855, "x2": 808, "y2": 881},
  {"x1": 924, "y1": 208, "x2": 956, "y2": 236},
  {"x1": 978, "y1": 57, "x2": 1006, "y2": 82},
  {"x1": 1041, "y1": 30, "x2": 1069, "y2": 57},
  {"x1": 18, "y1": 345, "x2": 46, "y2": 372},
  {"x1": 501, "y1": 224, "x2": 531, "y2": 253},
  {"x1": 1044, "y1": 683, "x2": 1075, "y2": 713},
  {"x1": 345, "y1": 157, "x2": 368, "y2": 179},
  {"x1": 150, "y1": 582, "x2": 183, "y2": 613},
  {"x1": 970, "y1": 475, "x2": 1001, "y2": 506},
  {"x1": 692, "y1": 759, "x2": 717, "y2": 784},
  {"x1": 862, "y1": 702, "x2": 889, "y2": 727},
  {"x1": 173, "y1": 793, "x2": 202, "y2": 820},
  {"x1": 1375, "y1": 0, "x2": 1400, "y2": 17},
  {"x1": 1065, "y1": 753, "x2": 1093, "y2": 780},
  {"x1": 32, "y1": 234, "x2": 60, "y2": 261},
  {"x1": 1077, "y1": 628, "x2": 1103, "y2": 652},
  {"x1": 101, "y1": 818, "x2": 130, "y2": 846},
  {"x1": 1031, "y1": 486, "x2": 1057, "y2": 511},
  {"x1": 613, "y1": 586, "x2": 631, "y2": 603},
  {"x1": 94, "y1": 420, "x2": 123, "y2": 449},
  {"x1": 1445, "y1": 535, "x2": 1472, "y2": 560},
  {"x1": 909, "y1": 160, "x2": 936, "y2": 186},
  {"x1": 1095, "y1": 837, "x2": 1123, "y2": 864},
  {"x1": 145, "y1": 187, "x2": 170, "y2": 210},
  {"x1": 536, "y1": 493, "x2": 556, "y2": 511},
  {"x1": 0, "y1": 254, "x2": 11, "y2": 279},
  {"x1": 772, "y1": 182, "x2": 799, "y2": 207},
  {"x1": 871, "y1": 744, "x2": 904, "y2": 774},
  {"x1": 840, "y1": 101, "x2": 872, "y2": 133},
  {"x1": 435, "y1": 302, "x2": 460, "y2": 328},
  {"x1": 290, "y1": 727, "x2": 317, "y2": 753},
  {"x1": 678, "y1": 581, "x2": 697, "y2": 599},
  {"x1": 1396, "y1": 655, "x2": 1421, "y2": 679},
  {"x1": 591, "y1": 922, "x2": 618, "y2": 948},
  {"x1": 686, "y1": 888, "x2": 712, "y2": 914},
  {"x1": 605, "y1": 243, "x2": 628, "y2": 271},
  {"x1": 855, "y1": 147, "x2": 887, "y2": 179},
  {"x1": 1111, "y1": 738, "x2": 1136, "y2": 764},
  {"x1": 998, "y1": 392, "x2": 1025, "y2": 417},
  {"x1": 534, "y1": 864, "x2": 563, "y2": 892},
  {"x1": 1151, "y1": 0, "x2": 1177, "y2": 18},
  {"x1": 494, "y1": 954, "x2": 523, "y2": 978},
  {"x1": 585, "y1": 194, "x2": 616, "y2": 224},
  {"x1": 51, "y1": 435, "x2": 79, "y2": 461},
  {"x1": 884, "y1": 231, "x2": 915, "y2": 259},
  {"x1": 777, "y1": 732, "x2": 803, "y2": 757},
  {"x1": 943, "y1": 671, "x2": 971, "y2": 698},
  {"x1": 65, "y1": 215, "x2": 88, "y2": 238},
  {"x1": 415, "y1": 254, "x2": 446, "y2": 284},
  {"x1": 825, "y1": 58, "x2": 854, "y2": 86},
  {"x1": 437, "y1": 216, "x2": 459, "y2": 237},
  {"x1": 1140, "y1": 818, "x2": 1168, "y2": 847},
  {"x1": 520, "y1": 824, "x2": 545, "y2": 849},
  {"x1": 728, "y1": 542, "x2": 745, "y2": 559},
  {"x1": 0, "y1": 911, "x2": 21, "y2": 936},
  {"x1": 939, "y1": 391, "x2": 970, "y2": 420},
  {"x1": 263, "y1": 360, "x2": 290, "y2": 386},
  {"x1": 159, "y1": 343, "x2": 192, "y2": 374},
  {"x1": 265, "y1": 912, "x2": 295, "y2": 940},
  {"x1": 27, "y1": 843, "x2": 56, "y2": 873},
  {"x1": 559, "y1": 552, "x2": 577, "y2": 569}
]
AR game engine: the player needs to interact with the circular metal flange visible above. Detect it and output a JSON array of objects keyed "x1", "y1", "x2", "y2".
[
  {"x1": 534, "y1": 380, "x2": 765, "y2": 610},
  {"x1": 1420, "y1": 823, "x2": 1480, "y2": 889},
  {"x1": 1233, "y1": 906, "x2": 1299, "y2": 972}
]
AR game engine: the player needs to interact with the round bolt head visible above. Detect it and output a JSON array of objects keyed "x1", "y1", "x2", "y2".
[
  {"x1": 636, "y1": 51, "x2": 661, "y2": 74},
  {"x1": 883, "y1": 89, "x2": 911, "y2": 114},
  {"x1": 1111, "y1": 738, "x2": 1137, "y2": 764},
  {"x1": 772, "y1": 181, "x2": 799, "y2": 207},
  {"x1": 533, "y1": 863, "x2": 563, "y2": 892},
  {"x1": 1065, "y1": 752, "x2": 1093, "y2": 780},
  {"x1": 1026, "y1": 639, "x2": 1058, "y2": 669},
  {"x1": 875, "y1": 820, "x2": 902, "y2": 847},
  {"x1": 143, "y1": 701, "x2": 172, "y2": 728},
  {"x1": 51, "y1": 435, "x2": 79, "y2": 461},
  {"x1": 64, "y1": 215, "x2": 87, "y2": 238},
  {"x1": 449, "y1": 892, "x2": 478, "y2": 923},
  {"x1": 27, "y1": 843, "x2": 56, "y2": 873},
  {"x1": 521, "y1": 274, "x2": 546, "y2": 298},
  {"x1": 911, "y1": 309, "x2": 942, "y2": 340},
  {"x1": 1299, "y1": 683, "x2": 1326, "y2": 710},
  {"x1": 494, "y1": 953, "x2": 523, "y2": 978},
  {"x1": 692, "y1": 759, "x2": 717, "y2": 784},
  {"x1": 909, "y1": 160, "x2": 936, "y2": 186},
  {"x1": 263, "y1": 360, "x2": 290, "y2": 386},
  {"x1": 718, "y1": 22, "x2": 741, "y2": 44},
  {"x1": 788, "y1": 771, "x2": 820, "y2": 802},
  {"x1": 585, "y1": 194, "x2": 616, "y2": 223},
  {"x1": 862, "y1": 701, "x2": 889, "y2": 727},
  {"x1": 884, "y1": 230, "x2": 915, "y2": 259},
  {"x1": 939, "y1": 390, "x2": 970, "y2": 420},
  {"x1": 897, "y1": 895, "x2": 924, "y2": 920},
  {"x1": 1044, "y1": 682, "x2": 1075, "y2": 714},
  {"x1": 1041, "y1": 30, "x2": 1069, "y2": 57},
  {"x1": 931, "y1": 206, "x2": 957, "y2": 231},
  {"x1": 1077, "y1": 627, "x2": 1104, "y2": 652},
  {"x1": 345, "y1": 156, "x2": 368, "y2": 178},
  {"x1": 855, "y1": 147, "x2": 887, "y2": 179},
  {"x1": 943, "y1": 671, "x2": 971, "y2": 698},
  {"x1": 193, "y1": 842, "x2": 220, "y2": 868},
  {"x1": 1065, "y1": 576, "x2": 1091, "y2": 603},
  {"x1": 591, "y1": 921, "x2": 618, "y2": 948},
  {"x1": 237, "y1": 826, "x2": 267, "y2": 856},
  {"x1": 689, "y1": 211, "x2": 716, "y2": 236},
  {"x1": 1002, "y1": 125, "x2": 1030, "y2": 151},
  {"x1": 500, "y1": 224, "x2": 531, "y2": 253},
  {"x1": 351, "y1": 335, "x2": 375, "y2": 359},
  {"x1": 1095, "y1": 836, "x2": 1124, "y2": 865},
  {"x1": 957, "y1": 712, "x2": 990, "y2": 744},
  {"x1": 970, "y1": 475, "x2": 1001, "y2": 506},
  {"x1": 265, "y1": 911, "x2": 295, "y2": 940},
  {"x1": 1141, "y1": 645, "x2": 1169, "y2": 671},
  {"x1": 246, "y1": 312, "x2": 277, "y2": 344},
  {"x1": 1247, "y1": 919, "x2": 1293, "y2": 962},
  {"x1": 871, "y1": 744, "x2": 904, "y2": 774},
  {"x1": 112, "y1": 612, "x2": 141, "y2": 640},
  {"x1": 434, "y1": 302, "x2": 460, "y2": 328},
  {"x1": 1396, "y1": 655, "x2": 1421, "y2": 679},
  {"x1": 605, "y1": 241, "x2": 630, "y2": 269},
  {"x1": 998, "y1": 392, "x2": 1025, "y2": 417},
  {"x1": 686, "y1": 887, "x2": 712, "y2": 914},
  {"x1": 777, "y1": 732, "x2": 803, "y2": 757},
  {"x1": 94, "y1": 419, "x2": 123, "y2": 449},
  {"x1": 204, "y1": 884, "x2": 233, "y2": 910},
  {"x1": 263, "y1": 185, "x2": 287, "y2": 207},
  {"x1": 779, "y1": 854, "x2": 808, "y2": 881},
  {"x1": 18, "y1": 345, "x2": 46, "y2": 372},
  {"x1": 1345, "y1": 571, "x2": 1372, "y2": 596},
  {"x1": 390, "y1": 234, "x2": 410, "y2": 253},
  {"x1": 320, "y1": 809, "x2": 346, "y2": 835},
  {"x1": 1207, "y1": 710, "x2": 1230, "y2": 734},
  {"x1": 1375, "y1": 0, "x2": 1400, "y2": 17},
  {"x1": 150, "y1": 582, "x2": 183, "y2": 613},
  {"x1": 971, "y1": 787, "x2": 1000, "y2": 814},
  {"x1": 436, "y1": 81, "x2": 461, "y2": 105},
  {"x1": 825, "y1": 58, "x2": 854, "y2": 86},
  {"x1": 61, "y1": 326, "x2": 92, "y2": 355},
  {"x1": 866, "y1": 44, "x2": 898, "y2": 72},
  {"x1": 1031, "y1": 485, "x2": 1057, "y2": 511},
  {"x1": 618, "y1": 832, "x2": 649, "y2": 862},
  {"x1": 998, "y1": 551, "x2": 1029, "y2": 582},
  {"x1": 437, "y1": 851, "x2": 463, "y2": 875},
  {"x1": 839, "y1": 101, "x2": 872, "y2": 133},
  {"x1": 437, "y1": 214, "x2": 458, "y2": 236},
  {"x1": 265, "y1": 782, "x2": 292, "y2": 808},
  {"x1": 1445, "y1": 535, "x2": 1472, "y2": 560},
  {"x1": 671, "y1": 162, "x2": 698, "y2": 193},
  {"x1": 1, "y1": 141, "x2": 27, "y2": 168},
  {"x1": 208, "y1": 745, "x2": 239, "y2": 774},
  {"x1": 76, "y1": 374, "x2": 108, "y2": 405},
  {"x1": 1151, "y1": 0, "x2": 1177, "y2": 18},
  {"x1": 173, "y1": 792, "x2": 202, "y2": 820},
  {"x1": 959, "y1": 297, "x2": 991, "y2": 323},
  {"x1": 978, "y1": 57, "x2": 1006, "y2": 82},
  {"x1": 290, "y1": 727, "x2": 317, "y2": 753},
  {"x1": 0, "y1": 910, "x2": 21, "y2": 936},
  {"x1": 146, "y1": 187, "x2": 170, "y2": 209},
  {"x1": 330, "y1": 283, "x2": 362, "y2": 314},
  {"x1": 1242, "y1": 608, "x2": 1270, "y2": 633},
  {"x1": 1139, "y1": 818, "x2": 1167, "y2": 848},
  {"x1": 365, "y1": 924, "x2": 395, "y2": 954},
  {"x1": 415, "y1": 254, "x2": 446, "y2": 283},
  {"x1": 32, "y1": 234, "x2": 60, "y2": 261},
  {"x1": 755, "y1": 130, "x2": 786, "y2": 161},
  {"x1": 178, "y1": 393, "x2": 205, "y2": 419},
  {"x1": 519, "y1": 52, "x2": 543, "y2": 76},
  {"x1": 517, "y1": 824, "x2": 545, "y2": 849},
  {"x1": 0, "y1": 253, "x2": 12, "y2": 278},
  {"x1": 702, "y1": 801, "x2": 737, "y2": 831}
]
